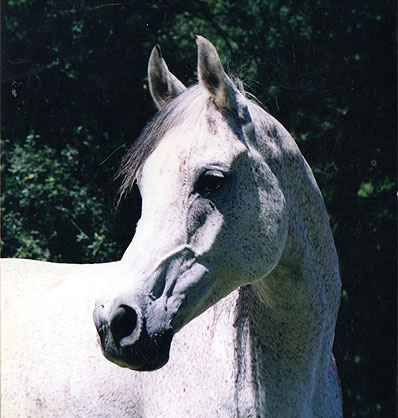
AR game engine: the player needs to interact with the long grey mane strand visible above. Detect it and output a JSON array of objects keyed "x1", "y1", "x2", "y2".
[{"x1": 116, "y1": 85, "x2": 209, "y2": 203}]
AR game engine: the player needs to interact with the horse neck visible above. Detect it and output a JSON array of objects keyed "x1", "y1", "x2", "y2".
[
  {"x1": 231, "y1": 242, "x2": 340, "y2": 415},
  {"x1": 230, "y1": 124, "x2": 341, "y2": 414}
]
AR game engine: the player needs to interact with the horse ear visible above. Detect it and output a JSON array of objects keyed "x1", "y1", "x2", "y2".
[
  {"x1": 196, "y1": 36, "x2": 236, "y2": 110},
  {"x1": 148, "y1": 44, "x2": 186, "y2": 110}
]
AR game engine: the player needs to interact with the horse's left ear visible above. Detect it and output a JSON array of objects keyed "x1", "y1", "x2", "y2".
[
  {"x1": 196, "y1": 36, "x2": 240, "y2": 111},
  {"x1": 148, "y1": 44, "x2": 186, "y2": 110}
]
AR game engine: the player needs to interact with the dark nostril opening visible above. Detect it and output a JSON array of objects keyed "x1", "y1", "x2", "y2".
[{"x1": 110, "y1": 304, "x2": 138, "y2": 344}]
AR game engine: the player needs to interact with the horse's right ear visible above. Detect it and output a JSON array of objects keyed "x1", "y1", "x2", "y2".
[{"x1": 148, "y1": 44, "x2": 186, "y2": 110}]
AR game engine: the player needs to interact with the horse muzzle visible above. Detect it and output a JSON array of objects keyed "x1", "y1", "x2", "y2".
[{"x1": 93, "y1": 301, "x2": 174, "y2": 371}]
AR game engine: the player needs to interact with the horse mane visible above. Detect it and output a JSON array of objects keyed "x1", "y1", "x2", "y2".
[{"x1": 117, "y1": 84, "x2": 217, "y2": 201}]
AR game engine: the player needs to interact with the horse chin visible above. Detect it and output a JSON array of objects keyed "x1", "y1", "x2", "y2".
[
  {"x1": 132, "y1": 357, "x2": 170, "y2": 372},
  {"x1": 105, "y1": 352, "x2": 170, "y2": 372},
  {"x1": 102, "y1": 329, "x2": 174, "y2": 372}
]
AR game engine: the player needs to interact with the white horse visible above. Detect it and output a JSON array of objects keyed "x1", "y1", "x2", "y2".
[{"x1": 1, "y1": 37, "x2": 342, "y2": 417}]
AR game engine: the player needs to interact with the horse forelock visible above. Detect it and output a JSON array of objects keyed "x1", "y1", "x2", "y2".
[{"x1": 117, "y1": 82, "x2": 247, "y2": 200}]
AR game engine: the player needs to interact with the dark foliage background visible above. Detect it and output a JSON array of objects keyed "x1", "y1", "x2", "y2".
[{"x1": 2, "y1": 1, "x2": 396, "y2": 416}]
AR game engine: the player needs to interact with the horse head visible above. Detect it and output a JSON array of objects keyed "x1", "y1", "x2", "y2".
[{"x1": 93, "y1": 37, "x2": 290, "y2": 371}]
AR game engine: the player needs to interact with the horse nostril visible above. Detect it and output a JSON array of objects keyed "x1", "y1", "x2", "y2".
[{"x1": 110, "y1": 304, "x2": 138, "y2": 344}]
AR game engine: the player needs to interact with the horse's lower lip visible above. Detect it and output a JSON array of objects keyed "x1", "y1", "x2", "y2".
[
  {"x1": 105, "y1": 346, "x2": 171, "y2": 372},
  {"x1": 133, "y1": 358, "x2": 169, "y2": 372},
  {"x1": 98, "y1": 327, "x2": 174, "y2": 372}
]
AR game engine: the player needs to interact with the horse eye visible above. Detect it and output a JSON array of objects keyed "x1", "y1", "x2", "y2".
[{"x1": 195, "y1": 170, "x2": 226, "y2": 196}]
